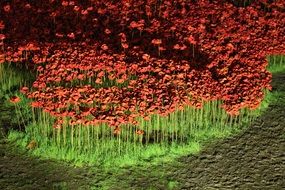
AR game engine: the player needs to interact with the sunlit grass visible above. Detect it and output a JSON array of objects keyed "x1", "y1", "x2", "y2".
[
  {"x1": 1, "y1": 55, "x2": 285, "y2": 171},
  {"x1": 267, "y1": 55, "x2": 285, "y2": 73}
]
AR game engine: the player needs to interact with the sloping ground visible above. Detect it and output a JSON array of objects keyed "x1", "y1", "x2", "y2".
[
  {"x1": 0, "y1": 72, "x2": 285, "y2": 190},
  {"x1": 91, "y1": 73, "x2": 285, "y2": 190}
]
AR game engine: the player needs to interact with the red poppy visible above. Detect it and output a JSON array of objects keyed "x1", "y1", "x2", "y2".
[
  {"x1": 121, "y1": 43, "x2": 129, "y2": 49},
  {"x1": 20, "y1": 87, "x2": 29, "y2": 94},
  {"x1": 104, "y1": 28, "x2": 111, "y2": 34},
  {"x1": 67, "y1": 33, "x2": 75, "y2": 39},
  {"x1": 173, "y1": 44, "x2": 180, "y2": 50},
  {"x1": 26, "y1": 43, "x2": 40, "y2": 51},
  {"x1": 3, "y1": 5, "x2": 11, "y2": 12},
  {"x1": 74, "y1": 6, "x2": 80, "y2": 12},
  {"x1": 187, "y1": 35, "x2": 197, "y2": 45},
  {"x1": 55, "y1": 33, "x2": 64, "y2": 38},
  {"x1": 81, "y1": 10, "x2": 88, "y2": 15},
  {"x1": 135, "y1": 129, "x2": 144, "y2": 135},
  {"x1": 87, "y1": 6, "x2": 93, "y2": 11},
  {"x1": 53, "y1": 123, "x2": 61, "y2": 129},
  {"x1": 151, "y1": 39, "x2": 162, "y2": 45},
  {"x1": 77, "y1": 74, "x2": 85, "y2": 80},
  {"x1": 101, "y1": 44, "x2": 108, "y2": 51},
  {"x1": 97, "y1": 71, "x2": 105, "y2": 78},
  {"x1": 158, "y1": 46, "x2": 166, "y2": 51},
  {"x1": 0, "y1": 21, "x2": 4, "y2": 30},
  {"x1": 61, "y1": 1, "x2": 68, "y2": 6},
  {"x1": 95, "y1": 78, "x2": 102, "y2": 84},
  {"x1": 97, "y1": 8, "x2": 106, "y2": 14},
  {"x1": 68, "y1": 1, "x2": 75, "y2": 6},
  {"x1": 9, "y1": 96, "x2": 21, "y2": 104}
]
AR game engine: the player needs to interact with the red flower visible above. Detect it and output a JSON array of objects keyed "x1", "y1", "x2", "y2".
[
  {"x1": 9, "y1": 96, "x2": 21, "y2": 104},
  {"x1": 26, "y1": 43, "x2": 40, "y2": 51},
  {"x1": 61, "y1": 1, "x2": 68, "y2": 7},
  {"x1": 0, "y1": 34, "x2": 5, "y2": 40},
  {"x1": 104, "y1": 28, "x2": 111, "y2": 34},
  {"x1": 187, "y1": 35, "x2": 197, "y2": 45},
  {"x1": 173, "y1": 44, "x2": 180, "y2": 50},
  {"x1": 151, "y1": 39, "x2": 162, "y2": 45},
  {"x1": 135, "y1": 129, "x2": 144, "y2": 135},
  {"x1": 3, "y1": 5, "x2": 11, "y2": 12},
  {"x1": 130, "y1": 21, "x2": 138, "y2": 29},
  {"x1": 53, "y1": 123, "x2": 62, "y2": 129},
  {"x1": 20, "y1": 87, "x2": 29, "y2": 94},
  {"x1": 69, "y1": 1, "x2": 75, "y2": 6},
  {"x1": 81, "y1": 10, "x2": 88, "y2": 15},
  {"x1": 142, "y1": 54, "x2": 150, "y2": 61},
  {"x1": 55, "y1": 33, "x2": 64, "y2": 38},
  {"x1": 116, "y1": 78, "x2": 125, "y2": 84},
  {"x1": 25, "y1": 4, "x2": 31, "y2": 9},
  {"x1": 101, "y1": 44, "x2": 108, "y2": 51},
  {"x1": 74, "y1": 6, "x2": 80, "y2": 12},
  {"x1": 0, "y1": 21, "x2": 5, "y2": 30},
  {"x1": 67, "y1": 33, "x2": 75, "y2": 39},
  {"x1": 87, "y1": 7, "x2": 93, "y2": 11},
  {"x1": 121, "y1": 43, "x2": 129, "y2": 49}
]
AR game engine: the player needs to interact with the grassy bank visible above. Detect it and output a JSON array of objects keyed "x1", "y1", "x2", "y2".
[{"x1": 0, "y1": 55, "x2": 284, "y2": 173}]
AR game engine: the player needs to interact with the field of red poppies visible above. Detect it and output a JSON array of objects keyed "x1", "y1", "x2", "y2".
[{"x1": 0, "y1": 0, "x2": 284, "y2": 168}]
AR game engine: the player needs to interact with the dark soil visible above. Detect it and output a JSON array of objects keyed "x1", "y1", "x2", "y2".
[{"x1": 1, "y1": 72, "x2": 285, "y2": 190}]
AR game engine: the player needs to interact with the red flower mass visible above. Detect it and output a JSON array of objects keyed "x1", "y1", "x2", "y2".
[{"x1": 1, "y1": 0, "x2": 284, "y2": 129}]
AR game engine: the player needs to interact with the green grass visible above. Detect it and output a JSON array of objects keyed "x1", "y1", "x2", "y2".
[
  {"x1": 1, "y1": 55, "x2": 284, "y2": 179},
  {"x1": 267, "y1": 55, "x2": 285, "y2": 73}
]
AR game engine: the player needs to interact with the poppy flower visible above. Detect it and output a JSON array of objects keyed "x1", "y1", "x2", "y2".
[
  {"x1": 95, "y1": 78, "x2": 102, "y2": 84},
  {"x1": 67, "y1": 1, "x2": 74, "y2": 5},
  {"x1": 20, "y1": 87, "x2": 29, "y2": 94},
  {"x1": 173, "y1": 44, "x2": 180, "y2": 50},
  {"x1": 108, "y1": 74, "x2": 115, "y2": 80},
  {"x1": 53, "y1": 123, "x2": 62, "y2": 129},
  {"x1": 104, "y1": 28, "x2": 111, "y2": 34},
  {"x1": 87, "y1": 6, "x2": 93, "y2": 11},
  {"x1": 55, "y1": 33, "x2": 64, "y2": 38},
  {"x1": 3, "y1": 5, "x2": 11, "y2": 12},
  {"x1": 61, "y1": 1, "x2": 68, "y2": 6},
  {"x1": 101, "y1": 44, "x2": 108, "y2": 51},
  {"x1": 0, "y1": 21, "x2": 4, "y2": 30},
  {"x1": 158, "y1": 46, "x2": 166, "y2": 51},
  {"x1": 121, "y1": 43, "x2": 129, "y2": 49},
  {"x1": 151, "y1": 39, "x2": 162, "y2": 45},
  {"x1": 97, "y1": 71, "x2": 105, "y2": 78},
  {"x1": 142, "y1": 54, "x2": 150, "y2": 61},
  {"x1": 97, "y1": 8, "x2": 106, "y2": 14},
  {"x1": 81, "y1": 10, "x2": 88, "y2": 15},
  {"x1": 69, "y1": 119, "x2": 77, "y2": 126},
  {"x1": 74, "y1": 6, "x2": 80, "y2": 12},
  {"x1": 135, "y1": 129, "x2": 144, "y2": 135},
  {"x1": 130, "y1": 21, "x2": 140, "y2": 29},
  {"x1": 27, "y1": 43, "x2": 40, "y2": 51},
  {"x1": 25, "y1": 3, "x2": 32, "y2": 9},
  {"x1": 77, "y1": 74, "x2": 85, "y2": 80},
  {"x1": 67, "y1": 33, "x2": 75, "y2": 39},
  {"x1": 9, "y1": 96, "x2": 21, "y2": 104},
  {"x1": 187, "y1": 35, "x2": 197, "y2": 45},
  {"x1": 0, "y1": 34, "x2": 5, "y2": 40}
]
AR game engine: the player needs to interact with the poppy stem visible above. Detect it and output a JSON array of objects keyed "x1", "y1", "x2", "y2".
[{"x1": 14, "y1": 104, "x2": 21, "y2": 131}]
